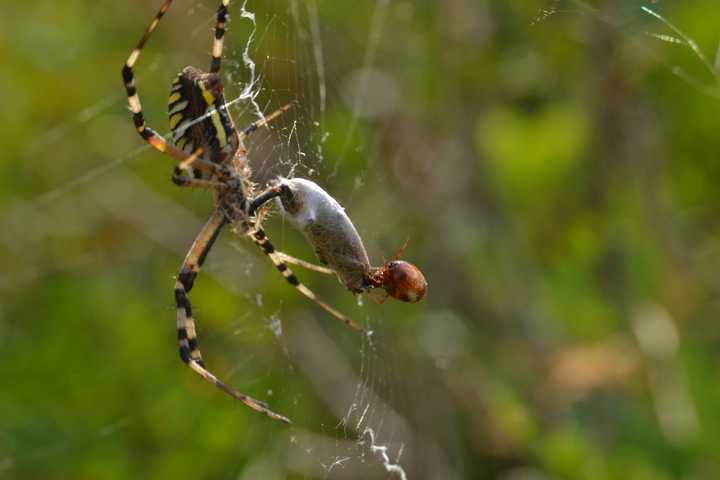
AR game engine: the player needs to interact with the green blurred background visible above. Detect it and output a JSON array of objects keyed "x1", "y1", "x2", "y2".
[{"x1": 2, "y1": 0, "x2": 720, "y2": 478}]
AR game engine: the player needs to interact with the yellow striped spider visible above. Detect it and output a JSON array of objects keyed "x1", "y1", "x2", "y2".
[{"x1": 122, "y1": 0, "x2": 426, "y2": 423}]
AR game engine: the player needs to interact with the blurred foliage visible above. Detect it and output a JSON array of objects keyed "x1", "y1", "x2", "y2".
[{"x1": 2, "y1": 0, "x2": 720, "y2": 479}]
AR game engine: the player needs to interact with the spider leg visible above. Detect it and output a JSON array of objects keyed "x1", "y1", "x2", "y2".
[
  {"x1": 248, "y1": 185, "x2": 282, "y2": 216},
  {"x1": 274, "y1": 252, "x2": 336, "y2": 275},
  {"x1": 228, "y1": 102, "x2": 295, "y2": 172},
  {"x1": 239, "y1": 102, "x2": 295, "y2": 142},
  {"x1": 121, "y1": 1, "x2": 220, "y2": 175},
  {"x1": 176, "y1": 209, "x2": 291, "y2": 423},
  {"x1": 210, "y1": 1, "x2": 230, "y2": 73},
  {"x1": 247, "y1": 187, "x2": 336, "y2": 275},
  {"x1": 171, "y1": 175, "x2": 224, "y2": 189},
  {"x1": 122, "y1": 2, "x2": 177, "y2": 154},
  {"x1": 250, "y1": 227, "x2": 365, "y2": 332},
  {"x1": 171, "y1": 166, "x2": 224, "y2": 189},
  {"x1": 366, "y1": 290, "x2": 390, "y2": 305}
]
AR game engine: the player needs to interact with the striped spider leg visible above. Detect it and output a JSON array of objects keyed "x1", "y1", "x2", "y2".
[
  {"x1": 123, "y1": 0, "x2": 363, "y2": 422},
  {"x1": 271, "y1": 252, "x2": 336, "y2": 276},
  {"x1": 122, "y1": 0, "x2": 237, "y2": 174},
  {"x1": 175, "y1": 209, "x2": 291, "y2": 423},
  {"x1": 247, "y1": 226, "x2": 365, "y2": 332}
]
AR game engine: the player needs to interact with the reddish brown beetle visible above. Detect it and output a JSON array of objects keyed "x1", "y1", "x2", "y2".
[{"x1": 370, "y1": 260, "x2": 428, "y2": 303}]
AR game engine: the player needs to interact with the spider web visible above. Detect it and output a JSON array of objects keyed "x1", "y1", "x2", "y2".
[
  {"x1": 0, "y1": 1, "x2": 420, "y2": 478},
  {"x1": 535, "y1": 0, "x2": 720, "y2": 96},
  {"x1": 1, "y1": 1, "x2": 717, "y2": 478}
]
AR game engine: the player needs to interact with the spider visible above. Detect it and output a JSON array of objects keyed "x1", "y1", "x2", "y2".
[{"x1": 122, "y1": 0, "x2": 427, "y2": 423}]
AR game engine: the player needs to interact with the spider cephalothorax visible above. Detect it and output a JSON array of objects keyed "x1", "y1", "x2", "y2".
[{"x1": 122, "y1": 0, "x2": 426, "y2": 423}]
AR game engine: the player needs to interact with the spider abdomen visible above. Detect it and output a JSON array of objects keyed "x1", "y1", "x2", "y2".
[
  {"x1": 276, "y1": 178, "x2": 371, "y2": 293},
  {"x1": 168, "y1": 66, "x2": 237, "y2": 164}
]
